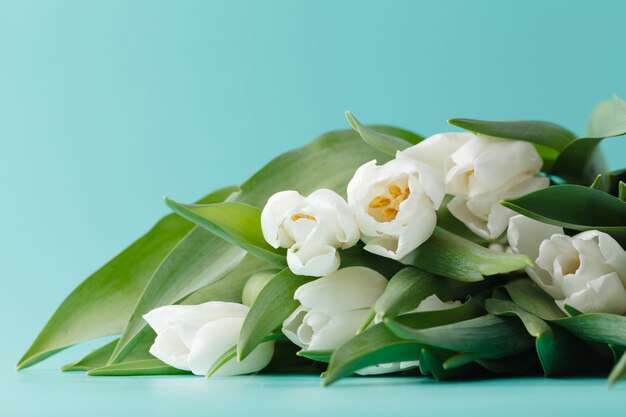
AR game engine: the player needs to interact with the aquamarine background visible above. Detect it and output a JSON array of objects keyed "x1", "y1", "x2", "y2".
[{"x1": 2, "y1": 1, "x2": 626, "y2": 415}]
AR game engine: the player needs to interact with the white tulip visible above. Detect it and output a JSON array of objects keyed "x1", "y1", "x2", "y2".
[
  {"x1": 282, "y1": 267, "x2": 388, "y2": 351},
  {"x1": 357, "y1": 294, "x2": 461, "y2": 375},
  {"x1": 508, "y1": 215, "x2": 626, "y2": 315},
  {"x1": 398, "y1": 133, "x2": 548, "y2": 240},
  {"x1": 143, "y1": 301, "x2": 274, "y2": 376},
  {"x1": 261, "y1": 189, "x2": 359, "y2": 277},
  {"x1": 347, "y1": 159, "x2": 445, "y2": 260}
]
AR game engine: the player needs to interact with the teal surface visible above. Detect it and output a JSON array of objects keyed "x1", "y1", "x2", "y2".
[{"x1": 2, "y1": 1, "x2": 626, "y2": 415}]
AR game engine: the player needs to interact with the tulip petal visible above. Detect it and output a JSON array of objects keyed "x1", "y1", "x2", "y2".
[
  {"x1": 575, "y1": 230, "x2": 626, "y2": 286},
  {"x1": 294, "y1": 267, "x2": 388, "y2": 314},
  {"x1": 396, "y1": 132, "x2": 472, "y2": 176},
  {"x1": 287, "y1": 243, "x2": 340, "y2": 277},
  {"x1": 507, "y1": 215, "x2": 564, "y2": 299},
  {"x1": 282, "y1": 306, "x2": 308, "y2": 348},
  {"x1": 187, "y1": 317, "x2": 274, "y2": 376},
  {"x1": 261, "y1": 190, "x2": 305, "y2": 248},
  {"x1": 148, "y1": 327, "x2": 191, "y2": 371},
  {"x1": 557, "y1": 273, "x2": 626, "y2": 315},
  {"x1": 307, "y1": 309, "x2": 370, "y2": 351},
  {"x1": 167, "y1": 302, "x2": 249, "y2": 348}
]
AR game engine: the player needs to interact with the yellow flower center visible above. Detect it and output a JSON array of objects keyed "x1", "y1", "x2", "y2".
[
  {"x1": 291, "y1": 213, "x2": 317, "y2": 222},
  {"x1": 368, "y1": 183, "x2": 410, "y2": 222}
]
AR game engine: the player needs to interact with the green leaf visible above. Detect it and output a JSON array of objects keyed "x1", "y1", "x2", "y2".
[
  {"x1": 87, "y1": 359, "x2": 189, "y2": 376},
  {"x1": 620, "y1": 182, "x2": 626, "y2": 202},
  {"x1": 608, "y1": 351, "x2": 626, "y2": 387},
  {"x1": 232, "y1": 127, "x2": 395, "y2": 205},
  {"x1": 165, "y1": 199, "x2": 287, "y2": 267},
  {"x1": 64, "y1": 256, "x2": 267, "y2": 371},
  {"x1": 385, "y1": 314, "x2": 534, "y2": 357},
  {"x1": 374, "y1": 267, "x2": 495, "y2": 320},
  {"x1": 549, "y1": 138, "x2": 608, "y2": 184},
  {"x1": 400, "y1": 227, "x2": 532, "y2": 282},
  {"x1": 504, "y1": 279, "x2": 565, "y2": 321},
  {"x1": 182, "y1": 254, "x2": 273, "y2": 305},
  {"x1": 554, "y1": 314, "x2": 626, "y2": 346},
  {"x1": 448, "y1": 118, "x2": 575, "y2": 152},
  {"x1": 296, "y1": 350, "x2": 333, "y2": 363},
  {"x1": 238, "y1": 269, "x2": 314, "y2": 360},
  {"x1": 109, "y1": 227, "x2": 245, "y2": 364},
  {"x1": 323, "y1": 324, "x2": 422, "y2": 386},
  {"x1": 345, "y1": 112, "x2": 418, "y2": 155},
  {"x1": 392, "y1": 297, "x2": 485, "y2": 330},
  {"x1": 485, "y1": 298, "x2": 592, "y2": 376},
  {"x1": 502, "y1": 185, "x2": 626, "y2": 245},
  {"x1": 16, "y1": 185, "x2": 239, "y2": 370}
]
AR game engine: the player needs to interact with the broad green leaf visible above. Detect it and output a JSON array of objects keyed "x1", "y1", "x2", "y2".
[
  {"x1": 16, "y1": 185, "x2": 238, "y2": 370},
  {"x1": 392, "y1": 297, "x2": 485, "y2": 330},
  {"x1": 608, "y1": 351, "x2": 626, "y2": 387},
  {"x1": 238, "y1": 269, "x2": 314, "y2": 360},
  {"x1": 109, "y1": 228, "x2": 245, "y2": 363},
  {"x1": 323, "y1": 324, "x2": 422, "y2": 386},
  {"x1": 374, "y1": 267, "x2": 489, "y2": 319},
  {"x1": 502, "y1": 185, "x2": 626, "y2": 245},
  {"x1": 400, "y1": 227, "x2": 532, "y2": 282},
  {"x1": 87, "y1": 359, "x2": 188, "y2": 376},
  {"x1": 182, "y1": 254, "x2": 273, "y2": 305},
  {"x1": 346, "y1": 112, "x2": 418, "y2": 155},
  {"x1": 297, "y1": 350, "x2": 332, "y2": 362},
  {"x1": 385, "y1": 314, "x2": 534, "y2": 357},
  {"x1": 164, "y1": 199, "x2": 286, "y2": 267},
  {"x1": 232, "y1": 127, "x2": 395, "y2": 205},
  {"x1": 549, "y1": 138, "x2": 608, "y2": 184},
  {"x1": 554, "y1": 314, "x2": 626, "y2": 346},
  {"x1": 504, "y1": 279, "x2": 565, "y2": 321},
  {"x1": 448, "y1": 118, "x2": 575, "y2": 152},
  {"x1": 485, "y1": 298, "x2": 592, "y2": 376},
  {"x1": 64, "y1": 256, "x2": 267, "y2": 371}
]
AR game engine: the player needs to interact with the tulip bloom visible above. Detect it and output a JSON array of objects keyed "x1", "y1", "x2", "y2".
[
  {"x1": 508, "y1": 215, "x2": 626, "y2": 315},
  {"x1": 261, "y1": 189, "x2": 360, "y2": 277},
  {"x1": 398, "y1": 133, "x2": 548, "y2": 240},
  {"x1": 347, "y1": 159, "x2": 445, "y2": 260},
  {"x1": 282, "y1": 267, "x2": 388, "y2": 351},
  {"x1": 143, "y1": 301, "x2": 274, "y2": 376}
]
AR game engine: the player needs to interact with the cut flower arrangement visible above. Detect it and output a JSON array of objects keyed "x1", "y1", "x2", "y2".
[{"x1": 17, "y1": 96, "x2": 626, "y2": 386}]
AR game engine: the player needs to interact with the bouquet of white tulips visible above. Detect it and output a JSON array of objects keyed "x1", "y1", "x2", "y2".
[{"x1": 18, "y1": 96, "x2": 626, "y2": 386}]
